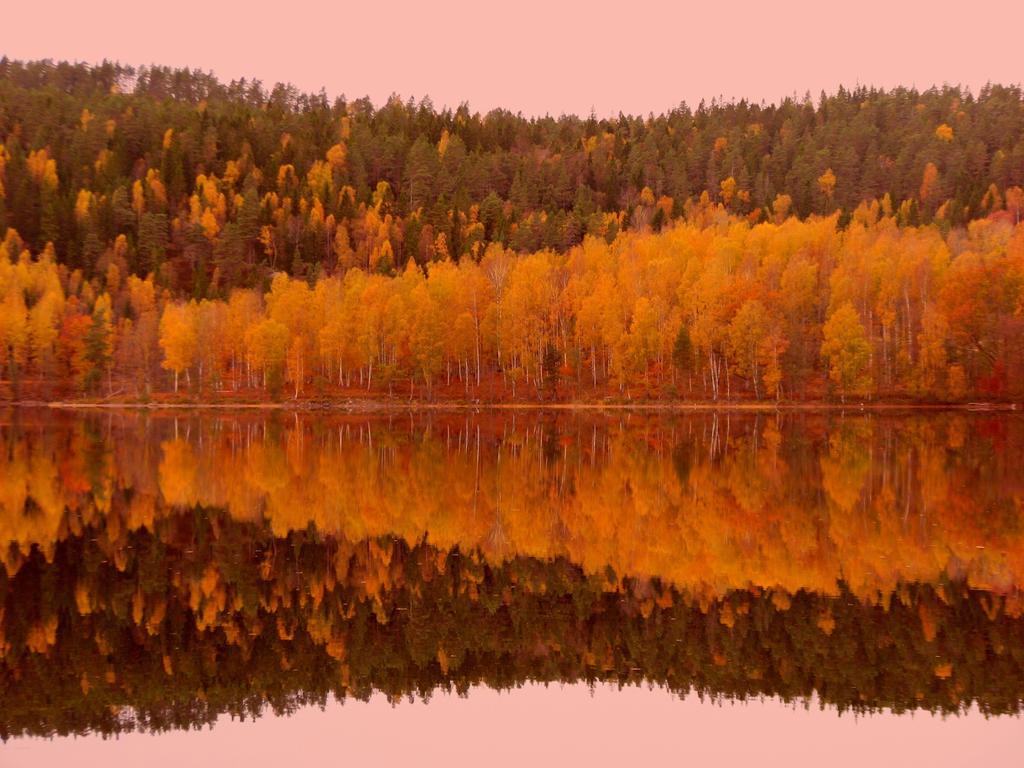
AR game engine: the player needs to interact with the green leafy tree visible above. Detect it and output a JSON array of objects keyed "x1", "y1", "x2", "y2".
[
  {"x1": 821, "y1": 302, "x2": 871, "y2": 401},
  {"x1": 83, "y1": 294, "x2": 113, "y2": 394}
]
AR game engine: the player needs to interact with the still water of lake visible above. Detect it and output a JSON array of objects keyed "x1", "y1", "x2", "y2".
[{"x1": 0, "y1": 407, "x2": 1022, "y2": 765}]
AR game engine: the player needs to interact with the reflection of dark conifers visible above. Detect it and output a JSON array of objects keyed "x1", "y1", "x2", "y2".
[{"x1": 1, "y1": 516, "x2": 1022, "y2": 740}]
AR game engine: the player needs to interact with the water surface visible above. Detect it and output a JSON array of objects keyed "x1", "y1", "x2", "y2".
[{"x1": 1, "y1": 408, "x2": 1022, "y2": 759}]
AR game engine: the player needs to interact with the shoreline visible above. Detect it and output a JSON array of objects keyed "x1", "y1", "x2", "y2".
[{"x1": 4, "y1": 399, "x2": 1021, "y2": 413}]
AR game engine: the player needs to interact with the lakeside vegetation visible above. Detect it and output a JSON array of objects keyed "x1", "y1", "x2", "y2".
[{"x1": 1, "y1": 59, "x2": 1024, "y2": 403}]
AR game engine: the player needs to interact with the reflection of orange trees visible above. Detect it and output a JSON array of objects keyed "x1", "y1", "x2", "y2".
[
  {"x1": 2, "y1": 520, "x2": 1024, "y2": 739},
  {"x1": 2, "y1": 411, "x2": 1024, "y2": 606},
  {"x1": 2, "y1": 409, "x2": 1024, "y2": 734}
]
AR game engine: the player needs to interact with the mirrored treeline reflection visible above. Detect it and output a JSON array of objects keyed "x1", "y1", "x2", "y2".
[{"x1": 1, "y1": 408, "x2": 1023, "y2": 738}]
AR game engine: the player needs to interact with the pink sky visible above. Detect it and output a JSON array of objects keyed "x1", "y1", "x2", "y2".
[
  {"x1": 4, "y1": 684, "x2": 1021, "y2": 767},
  {"x1": 4, "y1": 1, "x2": 1023, "y2": 117}
]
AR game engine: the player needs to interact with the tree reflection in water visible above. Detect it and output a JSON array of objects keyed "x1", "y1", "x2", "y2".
[{"x1": 1, "y1": 408, "x2": 1022, "y2": 738}]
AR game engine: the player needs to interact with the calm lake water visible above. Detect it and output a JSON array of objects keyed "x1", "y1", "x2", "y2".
[{"x1": 1, "y1": 407, "x2": 1022, "y2": 764}]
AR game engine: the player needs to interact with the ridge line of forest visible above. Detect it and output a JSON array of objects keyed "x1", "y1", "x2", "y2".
[{"x1": 1, "y1": 58, "x2": 1024, "y2": 403}]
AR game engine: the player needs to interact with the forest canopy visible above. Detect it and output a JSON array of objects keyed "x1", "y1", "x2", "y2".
[{"x1": 1, "y1": 58, "x2": 1024, "y2": 401}]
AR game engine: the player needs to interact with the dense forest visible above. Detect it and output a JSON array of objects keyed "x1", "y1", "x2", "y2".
[
  {"x1": 1, "y1": 409, "x2": 1023, "y2": 736},
  {"x1": 1, "y1": 58, "x2": 1024, "y2": 401}
]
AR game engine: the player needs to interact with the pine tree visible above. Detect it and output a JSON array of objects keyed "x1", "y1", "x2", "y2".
[{"x1": 83, "y1": 296, "x2": 113, "y2": 394}]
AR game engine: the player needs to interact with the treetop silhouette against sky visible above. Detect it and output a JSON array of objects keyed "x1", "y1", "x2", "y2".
[{"x1": 3, "y1": 1, "x2": 1022, "y2": 117}]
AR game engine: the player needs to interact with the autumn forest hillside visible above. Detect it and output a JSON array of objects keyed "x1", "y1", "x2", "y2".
[{"x1": 1, "y1": 58, "x2": 1024, "y2": 402}]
